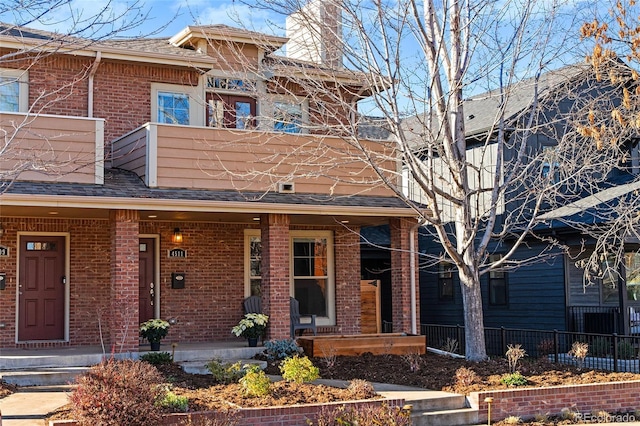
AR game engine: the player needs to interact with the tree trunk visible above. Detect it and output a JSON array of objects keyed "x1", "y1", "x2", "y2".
[{"x1": 459, "y1": 267, "x2": 488, "y2": 361}]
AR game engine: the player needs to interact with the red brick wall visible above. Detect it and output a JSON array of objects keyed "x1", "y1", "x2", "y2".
[
  {"x1": 260, "y1": 214, "x2": 291, "y2": 340},
  {"x1": 0, "y1": 50, "x2": 200, "y2": 142},
  {"x1": 139, "y1": 222, "x2": 247, "y2": 343},
  {"x1": 0, "y1": 217, "x2": 111, "y2": 348},
  {"x1": 335, "y1": 225, "x2": 361, "y2": 334},
  {"x1": 470, "y1": 380, "x2": 640, "y2": 423},
  {"x1": 110, "y1": 210, "x2": 140, "y2": 352},
  {"x1": 0, "y1": 216, "x2": 363, "y2": 349},
  {"x1": 389, "y1": 218, "x2": 419, "y2": 333}
]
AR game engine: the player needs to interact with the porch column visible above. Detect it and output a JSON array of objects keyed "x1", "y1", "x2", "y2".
[
  {"x1": 260, "y1": 213, "x2": 290, "y2": 339},
  {"x1": 335, "y1": 225, "x2": 361, "y2": 334},
  {"x1": 390, "y1": 217, "x2": 419, "y2": 333},
  {"x1": 109, "y1": 209, "x2": 140, "y2": 353}
]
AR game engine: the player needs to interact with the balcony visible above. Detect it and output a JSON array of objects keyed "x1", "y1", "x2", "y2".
[
  {"x1": 0, "y1": 112, "x2": 104, "y2": 184},
  {"x1": 112, "y1": 123, "x2": 398, "y2": 196}
]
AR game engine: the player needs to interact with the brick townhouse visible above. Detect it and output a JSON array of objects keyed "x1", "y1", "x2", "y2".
[{"x1": 0, "y1": 6, "x2": 420, "y2": 352}]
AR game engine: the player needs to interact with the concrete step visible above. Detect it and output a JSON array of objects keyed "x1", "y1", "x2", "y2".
[
  {"x1": 412, "y1": 407, "x2": 479, "y2": 426},
  {"x1": 406, "y1": 392, "x2": 467, "y2": 412},
  {"x1": 1, "y1": 367, "x2": 88, "y2": 386}
]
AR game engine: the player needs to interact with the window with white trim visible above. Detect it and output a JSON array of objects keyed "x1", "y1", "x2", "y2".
[
  {"x1": 0, "y1": 68, "x2": 28, "y2": 112},
  {"x1": 274, "y1": 101, "x2": 304, "y2": 133},
  {"x1": 151, "y1": 83, "x2": 203, "y2": 126},
  {"x1": 244, "y1": 230, "x2": 262, "y2": 297},
  {"x1": 243, "y1": 229, "x2": 335, "y2": 325}
]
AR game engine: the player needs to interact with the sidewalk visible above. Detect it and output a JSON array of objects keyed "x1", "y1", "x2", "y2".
[{"x1": 0, "y1": 385, "x2": 72, "y2": 426}]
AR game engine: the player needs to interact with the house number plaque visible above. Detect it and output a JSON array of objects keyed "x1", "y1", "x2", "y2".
[
  {"x1": 168, "y1": 248, "x2": 187, "y2": 258},
  {"x1": 0, "y1": 246, "x2": 8, "y2": 257}
]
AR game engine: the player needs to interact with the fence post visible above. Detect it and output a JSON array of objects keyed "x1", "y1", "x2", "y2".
[
  {"x1": 613, "y1": 333, "x2": 619, "y2": 373},
  {"x1": 553, "y1": 330, "x2": 559, "y2": 364},
  {"x1": 501, "y1": 327, "x2": 507, "y2": 354}
]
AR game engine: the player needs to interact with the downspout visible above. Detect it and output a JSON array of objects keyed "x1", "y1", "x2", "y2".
[
  {"x1": 88, "y1": 51, "x2": 102, "y2": 117},
  {"x1": 409, "y1": 219, "x2": 424, "y2": 335}
]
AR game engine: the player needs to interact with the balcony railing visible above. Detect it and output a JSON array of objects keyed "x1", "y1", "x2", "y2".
[
  {"x1": 112, "y1": 123, "x2": 398, "y2": 196},
  {"x1": 0, "y1": 112, "x2": 104, "y2": 184}
]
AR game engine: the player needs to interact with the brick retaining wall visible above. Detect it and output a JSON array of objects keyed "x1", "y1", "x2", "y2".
[
  {"x1": 48, "y1": 398, "x2": 405, "y2": 426},
  {"x1": 468, "y1": 380, "x2": 640, "y2": 423}
]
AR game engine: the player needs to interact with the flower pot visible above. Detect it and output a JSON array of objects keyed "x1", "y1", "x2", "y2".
[
  {"x1": 248, "y1": 337, "x2": 258, "y2": 347},
  {"x1": 150, "y1": 341, "x2": 161, "y2": 351}
]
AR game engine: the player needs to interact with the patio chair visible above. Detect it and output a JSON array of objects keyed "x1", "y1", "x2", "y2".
[
  {"x1": 243, "y1": 295, "x2": 262, "y2": 314},
  {"x1": 290, "y1": 297, "x2": 317, "y2": 338}
]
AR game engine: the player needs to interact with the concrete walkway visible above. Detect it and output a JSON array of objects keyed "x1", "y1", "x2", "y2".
[{"x1": 0, "y1": 385, "x2": 72, "y2": 426}]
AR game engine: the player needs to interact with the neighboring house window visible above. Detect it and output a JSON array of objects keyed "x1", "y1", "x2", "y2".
[
  {"x1": 600, "y1": 251, "x2": 640, "y2": 304},
  {"x1": 488, "y1": 254, "x2": 508, "y2": 306},
  {"x1": 541, "y1": 145, "x2": 560, "y2": 183},
  {"x1": 151, "y1": 83, "x2": 203, "y2": 126},
  {"x1": 0, "y1": 68, "x2": 28, "y2": 112},
  {"x1": 274, "y1": 101, "x2": 303, "y2": 133},
  {"x1": 438, "y1": 262, "x2": 454, "y2": 300},
  {"x1": 243, "y1": 229, "x2": 335, "y2": 325}
]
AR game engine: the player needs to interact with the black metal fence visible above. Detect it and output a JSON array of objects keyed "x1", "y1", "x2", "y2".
[{"x1": 421, "y1": 323, "x2": 640, "y2": 373}]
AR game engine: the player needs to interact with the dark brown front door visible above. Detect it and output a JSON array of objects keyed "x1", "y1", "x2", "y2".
[
  {"x1": 139, "y1": 238, "x2": 155, "y2": 323},
  {"x1": 18, "y1": 236, "x2": 66, "y2": 341}
]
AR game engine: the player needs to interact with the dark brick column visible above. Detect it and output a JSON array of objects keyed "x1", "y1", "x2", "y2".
[
  {"x1": 390, "y1": 217, "x2": 419, "y2": 333},
  {"x1": 109, "y1": 209, "x2": 140, "y2": 353},
  {"x1": 260, "y1": 213, "x2": 290, "y2": 340},
  {"x1": 335, "y1": 225, "x2": 361, "y2": 334}
]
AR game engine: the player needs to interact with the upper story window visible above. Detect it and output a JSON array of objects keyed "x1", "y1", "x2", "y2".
[
  {"x1": 206, "y1": 76, "x2": 257, "y2": 130},
  {"x1": 488, "y1": 254, "x2": 508, "y2": 306},
  {"x1": 158, "y1": 92, "x2": 190, "y2": 125},
  {"x1": 438, "y1": 262, "x2": 454, "y2": 300},
  {"x1": 0, "y1": 68, "x2": 28, "y2": 112},
  {"x1": 274, "y1": 101, "x2": 303, "y2": 133},
  {"x1": 151, "y1": 83, "x2": 203, "y2": 127},
  {"x1": 541, "y1": 145, "x2": 560, "y2": 183}
]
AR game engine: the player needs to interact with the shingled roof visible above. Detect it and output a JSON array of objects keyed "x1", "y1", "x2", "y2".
[{"x1": 2, "y1": 168, "x2": 410, "y2": 210}]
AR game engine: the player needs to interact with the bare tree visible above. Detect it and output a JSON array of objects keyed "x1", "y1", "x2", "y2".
[{"x1": 186, "y1": 0, "x2": 603, "y2": 361}]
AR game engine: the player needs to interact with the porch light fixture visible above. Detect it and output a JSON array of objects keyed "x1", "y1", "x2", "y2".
[{"x1": 172, "y1": 228, "x2": 183, "y2": 244}]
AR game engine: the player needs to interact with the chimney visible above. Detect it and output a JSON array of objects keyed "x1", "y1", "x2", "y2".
[{"x1": 286, "y1": 0, "x2": 342, "y2": 68}]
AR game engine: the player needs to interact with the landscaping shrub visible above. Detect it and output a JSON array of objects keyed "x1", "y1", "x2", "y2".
[
  {"x1": 617, "y1": 341, "x2": 636, "y2": 359},
  {"x1": 309, "y1": 403, "x2": 411, "y2": 425},
  {"x1": 280, "y1": 355, "x2": 320, "y2": 383},
  {"x1": 499, "y1": 371, "x2": 528, "y2": 387},
  {"x1": 205, "y1": 358, "x2": 244, "y2": 384},
  {"x1": 157, "y1": 389, "x2": 189, "y2": 412},
  {"x1": 263, "y1": 339, "x2": 302, "y2": 360},
  {"x1": 69, "y1": 358, "x2": 165, "y2": 426},
  {"x1": 505, "y1": 344, "x2": 526, "y2": 373},
  {"x1": 140, "y1": 351, "x2": 173, "y2": 365},
  {"x1": 239, "y1": 364, "x2": 271, "y2": 397},
  {"x1": 568, "y1": 341, "x2": 589, "y2": 370},
  {"x1": 454, "y1": 366, "x2": 479, "y2": 387},
  {"x1": 347, "y1": 379, "x2": 377, "y2": 400},
  {"x1": 590, "y1": 337, "x2": 610, "y2": 357}
]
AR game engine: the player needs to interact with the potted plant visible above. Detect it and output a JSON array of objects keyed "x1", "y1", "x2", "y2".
[
  {"x1": 140, "y1": 319, "x2": 170, "y2": 351},
  {"x1": 231, "y1": 313, "x2": 269, "y2": 347}
]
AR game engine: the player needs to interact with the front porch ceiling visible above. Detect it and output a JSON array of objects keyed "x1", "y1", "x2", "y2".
[{"x1": 0, "y1": 205, "x2": 391, "y2": 227}]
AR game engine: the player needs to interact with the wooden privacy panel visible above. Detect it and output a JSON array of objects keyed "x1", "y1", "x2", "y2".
[{"x1": 360, "y1": 279, "x2": 381, "y2": 334}]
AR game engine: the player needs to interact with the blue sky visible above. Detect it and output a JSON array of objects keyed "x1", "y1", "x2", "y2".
[{"x1": 1, "y1": 0, "x2": 285, "y2": 39}]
